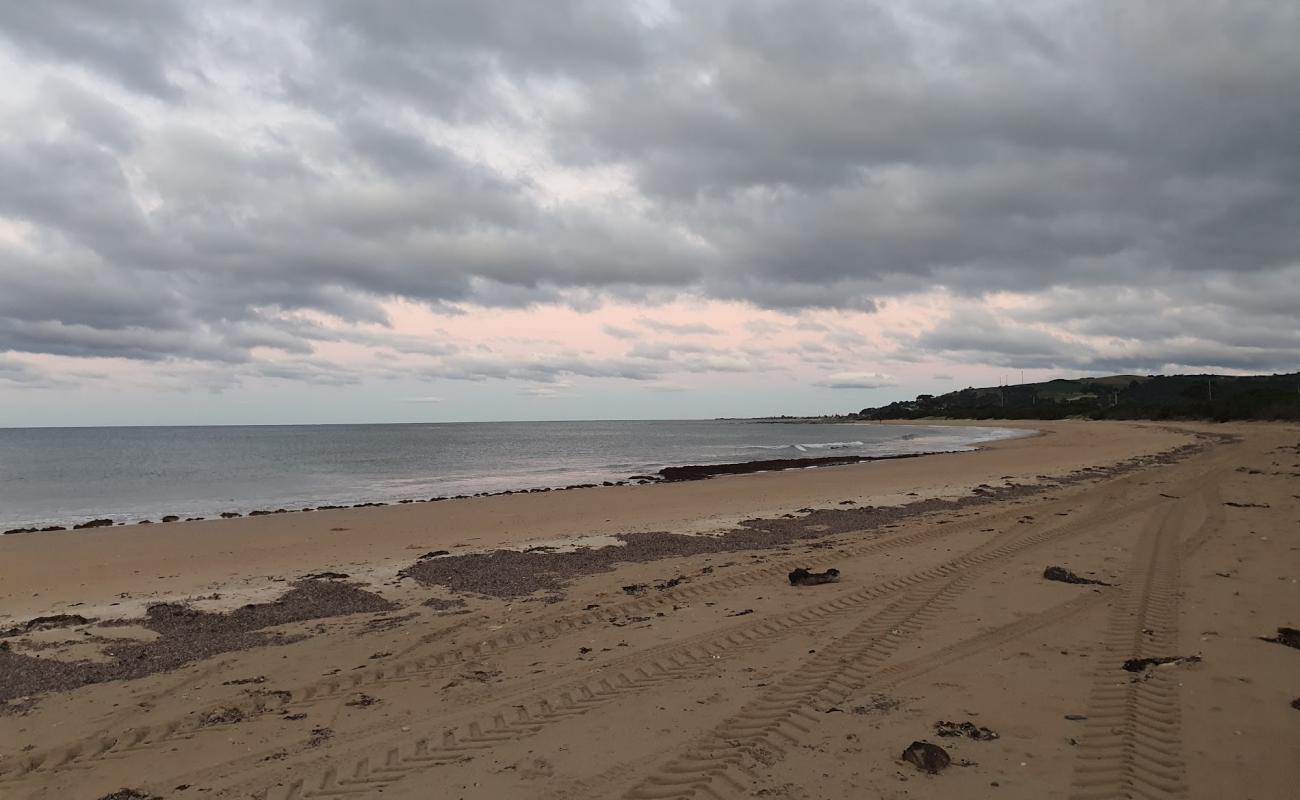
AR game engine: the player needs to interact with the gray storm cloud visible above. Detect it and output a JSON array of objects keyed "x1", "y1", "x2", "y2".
[{"x1": 0, "y1": 0, "x2": 1297, "y2": 377}]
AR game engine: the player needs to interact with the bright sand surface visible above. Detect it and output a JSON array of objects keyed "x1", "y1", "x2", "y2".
[{"x1": 1, "y1": 419, "x2": 1297, "y2": 799}]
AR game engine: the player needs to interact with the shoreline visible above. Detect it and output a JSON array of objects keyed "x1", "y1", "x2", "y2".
[
  {"x1": 1, "y1": 422, "x2": 1029, "y2": 534},
  {"x1": 0, "y1": 420, "x2": 1183, "y2": 624},
  {"x1": 2, "y1": 419, "x2": 1297, "y2": 799}
]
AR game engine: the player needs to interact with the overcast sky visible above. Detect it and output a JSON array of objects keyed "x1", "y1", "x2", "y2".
[{"x1": 1, "y1": 1, "x2": 1297, "y2": 426}]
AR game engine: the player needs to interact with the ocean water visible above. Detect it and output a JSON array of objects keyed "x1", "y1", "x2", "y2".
[{"x1": 0, "y1": 420, "x2": 1027, "y2": 530}]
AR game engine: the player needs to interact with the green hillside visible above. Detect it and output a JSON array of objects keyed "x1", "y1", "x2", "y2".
[{"x1": 856, "y1": 373, "x2": 1300, "y2": 422}]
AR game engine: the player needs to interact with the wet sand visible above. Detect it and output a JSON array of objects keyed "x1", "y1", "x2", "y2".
[{"x1": 0, "y1": 420, "x2": 1297, "y2": 799}]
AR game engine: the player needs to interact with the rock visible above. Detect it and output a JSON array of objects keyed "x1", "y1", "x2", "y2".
[
  {"x1": 789, "y1": 567, "x2": 841, "y2": 586},
  {"x1": 417, "y1": 550, "x2": 450, "y2": 560},
  {"x1": 96, "y1": 790, "x2": 159, "y2": 800},
  {"x1": 1043, "y1": 566, "x2": 1111, "y2": 586},
  {"x1": 72, "y1": 518, "x2": 114, "y2": 530},
  {"x1": 1291, "y1": 698, "x2": 1300, "y2": 711},
  {"x1": 1122, "y1": 655, "x2": 1201, "y2": 672},
  {"x1": 302, "y1": 571, "x2": 350, "y2": 580},
  {"x1": 622, "y1": 584, "x2": 648, "y2": 595},
  {"x1": 1064, "y1": 714, "x2": 1088, "y2": 721},
  {"x1": 220, "y1": 512, "x2": 242, "y2": 519},
  {"x1": 161, "y1": 515, "x2": 180, "y2": 523},
  {"x1": 902, "y1": 740, "x2": 951, "y2": 773},
  {"x1": 1260, "y1": 627, "x2": 1300, "y2": 650}
]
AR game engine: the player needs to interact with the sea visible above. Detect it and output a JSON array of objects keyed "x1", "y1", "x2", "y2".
[{"x1": 0, "y1": 420, "x2": 1028, "y2": 531}]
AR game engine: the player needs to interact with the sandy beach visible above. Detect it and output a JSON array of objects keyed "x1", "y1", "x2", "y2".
[{"x1": 1, "y1": 419, "x2": 1297, "y2": 799}]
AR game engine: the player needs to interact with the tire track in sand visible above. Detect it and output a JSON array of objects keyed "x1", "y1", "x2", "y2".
[
  {"x1": 0, "y1": 492, "x2": 1058, "y2": 783},
  {"x1": 1066, "y1": 475, "x2": 1221, "y2": 800},
  {"x1": 616, "y1": 465, "x2": 1228, "y2": 800},
  {"x1": 243, "y1": 486, "x2": 1143, "y2": 800}
]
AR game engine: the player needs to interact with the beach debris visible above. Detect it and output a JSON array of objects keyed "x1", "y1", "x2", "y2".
[
  {"x1": 1291, "y1": 698, "x2": 1300, "y2": 711},
  {"x1": 610, "y1": 615, "x2": 651, "y2": 627},
  {"x1": 301, "y1": 571, "x2": 350, "y2": 581},
  {"x1": 96, "y1": 790, "x2": 160, "y2": 800},
  {"x1": 1122, "y1": 655, "x2": 1201, "y2": 673},
  {"x1": 0, "y1": 613, "x2": 94, "y2": 638},
  {"x1": 345, "y1": 693, "x2": 380, "y2": 707},
  {"x1": 901, "y1": 740, "x2": 951, "y2": 774},
  {"x1": 934, "y1": 720, "x2": 999, "y2": 741},
  {"x1": 1259, "y1": 627, "x2": 1300, "y2": 650},
  {"x1": 422, "y1": 597, "x2": 466, "y2": 611},
  {"x1": 1043, "y1": 566, "x2": 1112, "y2": 586},
  {"x1": 789, "y1": 567, "x2": 841, "y2": 586},
  {"x1": 222, "y1": 676, "x2": 267, "y2": 686},
  {"x1": 201, "y1": 706, "x2": 246, "y2": 726},
  {"x1": 308, "y1": 726, "x2": 334, "y2": 746},
  {"x1": 853, "y1": 693, "x2": 902, "y2": 715},
  {"x1": 0, "y1": 579, "x2": 396, "y2": 705},
  {"x1": 622, "y1": 584, "x2": 648, "y2": 595},
  {"x1": 72, "y1": 518, "x2": 114, "y2": 529},
  {"x1": 1223, "y1": 501, "x2": 1270, "y2": 508},
  {"x1": 728, "y1": 609, "x2": 755, "y2": 617},
  {"x1": 656, "y1": 576, "x2": 686, "y2": 591},
  {"x1": 1064, "y1": 714, "x2": 1088, "y2": 721}
]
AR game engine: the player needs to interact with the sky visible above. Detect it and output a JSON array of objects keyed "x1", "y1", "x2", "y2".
[{"x1": 1, "y1": 1, "x2": 1298, "y2": 426}]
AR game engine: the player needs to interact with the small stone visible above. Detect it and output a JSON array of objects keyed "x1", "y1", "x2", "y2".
[{"x1": 901, "y1": 740, "x2": 951, "y2": 774}]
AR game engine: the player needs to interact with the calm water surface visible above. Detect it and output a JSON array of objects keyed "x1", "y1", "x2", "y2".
[{"x1": 0, "y1": 420, "x2": 1027, "y2": 529}]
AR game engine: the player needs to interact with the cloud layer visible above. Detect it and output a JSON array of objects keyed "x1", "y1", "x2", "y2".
[{"x1": 1, "y1": 1, "x2": 1297, "y2": 411}]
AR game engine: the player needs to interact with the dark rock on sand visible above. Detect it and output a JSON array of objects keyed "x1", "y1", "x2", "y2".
[
  {"x1": 1291, "y1": 697, "x2": 1300, "y2": 711},
  {"x1": 1043, "y1": 566, "x2": 1112, "y2": 586},
  {"x1": 161, "y1": 515, "x2": 180, "y2": 523},
  {"x1": 302, "y1": 571, "x2": 350, "y2": 580},
  {"x1": 72, "y1": 518, "x2": 114, "y2": 530},
  {"x1": 1260, "y1": 627, "x2": 1300, "y2": 649},
  {"x1": 418, "y1": 550, "x2": 450, "y2": 560},
  {"x1": 934, "y1": 720, "x2": 999, "y2": 740},
  {"x1": 789, "y1": 567, "x2": 841, "y2": 586},
  {"x1": 3, "y1": 527, "x2": 37, "y2": 534},
  {"x1": 1122, "y1": 655, "x2": 1201, "y2": 672},
  {"x1": 902, "y1": 740, "x2": 951, "y2": 773},
  {"x1": 657, "y1": 453, "x2": 932, "y2": 482},
  {"x1": 622, "y1": 584, "x2": 648, "y2": 595},
  {"x1": 220, "y1": 512, "x2": 242, "y2": 519}
]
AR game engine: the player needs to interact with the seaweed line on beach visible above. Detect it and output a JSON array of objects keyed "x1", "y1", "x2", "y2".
[
  {"x1": 400, "y1": 436, "x2": 1217, "y2": 599},
  {"x1": 0, "y1": 580, "x2": 395, "y2": 707}
]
